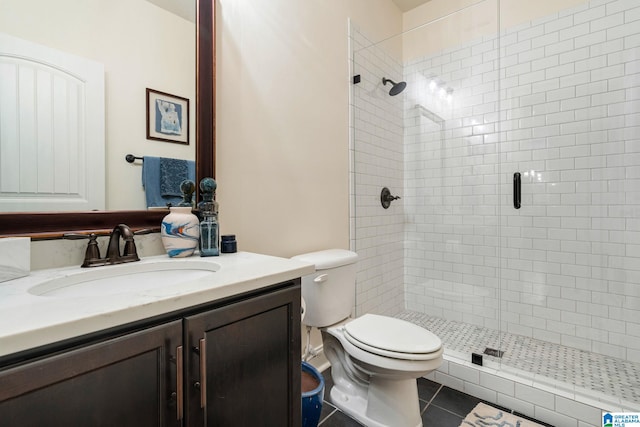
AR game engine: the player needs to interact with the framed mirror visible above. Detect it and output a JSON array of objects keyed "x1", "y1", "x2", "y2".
[{"x1": 0, "y1": 0, "x2": 215, "y2": 238}]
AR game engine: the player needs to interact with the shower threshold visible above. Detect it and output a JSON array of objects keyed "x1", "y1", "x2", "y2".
[{"x1": 396, "y1": 311, "x2": 640, "y2": 413}]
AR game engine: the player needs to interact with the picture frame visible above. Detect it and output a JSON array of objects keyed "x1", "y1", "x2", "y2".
[{"x1": 146, "y1": 88, "x2": 189, "y2": 145}]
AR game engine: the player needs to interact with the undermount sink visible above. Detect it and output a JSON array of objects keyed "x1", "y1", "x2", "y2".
[{"x1": 29, "y1": 260, "x2": 221, "y2": 297}]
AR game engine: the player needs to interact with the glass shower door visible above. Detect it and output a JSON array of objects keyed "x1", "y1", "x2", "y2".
[
  {"x1": 402, "y1": 0, "x2": 505, "y2": 364},
  {"x1": 496, "y1": 0, "x2": 640, "y2": 399},
  {"x1": 351, "y1": 0, "x2": 505, "y2": 365}
]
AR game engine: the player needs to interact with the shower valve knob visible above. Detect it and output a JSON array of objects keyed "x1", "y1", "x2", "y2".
[{"x1": 380, "y1": 187, "x2": 401, "y2": 209}]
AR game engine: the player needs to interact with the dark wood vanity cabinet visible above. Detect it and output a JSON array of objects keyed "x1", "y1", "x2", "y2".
[
  {"x1": 0, "y1": 320, "x2": 183, "y2": 427},
  {"x1": 185, "y1": 286, "x2": 301, "y2": 426},
  {"x1": 0, "y1": 282, "x2": 301, "y2": 427}
]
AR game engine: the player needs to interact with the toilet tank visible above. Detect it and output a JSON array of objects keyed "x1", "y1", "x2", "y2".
[{"x1": 292, "y1": 249, "x2": 358, "y2": 328}]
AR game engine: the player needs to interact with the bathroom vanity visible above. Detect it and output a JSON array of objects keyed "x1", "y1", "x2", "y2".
[{"x1": 0, "y1": 252, "x2": 314, "y2": 427}]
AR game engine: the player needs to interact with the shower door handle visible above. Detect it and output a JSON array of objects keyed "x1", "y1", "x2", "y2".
[{"x1": 513, "y1": 172, "x2": 521, "y2": 209}]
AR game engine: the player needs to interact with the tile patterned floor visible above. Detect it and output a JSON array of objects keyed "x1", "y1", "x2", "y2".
[
  {"x1": 317, "y1": 368, "x2": 553, "y2": 427},
  {"x1": 396, "y1": 310, "x2": 640, "y2": 405}
]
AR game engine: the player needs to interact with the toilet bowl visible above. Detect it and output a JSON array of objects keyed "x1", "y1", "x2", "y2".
[
  {"x1": 292, "y1": 250, "x2": 443, "y2": 427},
  {"x1": 323, "y1": 315, "x2": 443, "y2": 427}
]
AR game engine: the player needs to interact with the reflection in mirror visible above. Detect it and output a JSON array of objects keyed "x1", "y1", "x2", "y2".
[
  {"x1": 0, "y1": 0, "x2": 195, "y2": 212},
  {"x1": 1, "y1": 33, "x2": 106, "y2": 212},
  {"x1": 0, "y1": 0, "x2": 214, "y2": 238}
]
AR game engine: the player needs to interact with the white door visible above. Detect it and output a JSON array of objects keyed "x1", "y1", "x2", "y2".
[{"x1": 0, "y1": 32, "x2": 104, "y2": 212}]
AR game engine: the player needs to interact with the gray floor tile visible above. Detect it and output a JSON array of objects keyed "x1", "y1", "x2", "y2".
[
  {"x1": 430, "y1": 386, "x2": 482, "y2": 418},
  {"x1": 319, "y1": 409, "x2": 365, "y2": 427},
  {"x1": 421, "y1": 404, "x2": 464, "y2": 427},
  {"x1": 417, "y1": 377, "x2": 441, "y2": 403}
]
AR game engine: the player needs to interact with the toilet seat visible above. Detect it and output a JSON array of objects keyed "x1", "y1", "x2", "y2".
[{"x1": 343, "y1": 314, "x2": 442, "y2": 361}]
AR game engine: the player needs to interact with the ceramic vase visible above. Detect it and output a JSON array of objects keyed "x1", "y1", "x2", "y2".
[
  {"x1": 301, "y1": 361, "x2": 325, "y2": 427},
  {"x1": 161, "y1": 207, "x2": 200, "y2": 257}
]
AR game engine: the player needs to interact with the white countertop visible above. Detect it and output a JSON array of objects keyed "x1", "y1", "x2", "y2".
[{"x1": 0, "y1": 252, "x2": 315, "y2": 358}]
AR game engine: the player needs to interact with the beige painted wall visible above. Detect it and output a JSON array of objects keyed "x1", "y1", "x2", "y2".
[
  {"x1": 0, "y1": 0, "x2": 195, "y2": 210},
  {"x1": 499, "y1": 0, "x2": 587, "y2": 30},
  {"x1": 403, "y1": 0, "x2": 587, "y2": 60},
  {"x1": 215, "y1": 0, "x2": 403, "y2": 258},
  {"x1": 402, "y1": 0, "x2": 498, "y2": 60}
]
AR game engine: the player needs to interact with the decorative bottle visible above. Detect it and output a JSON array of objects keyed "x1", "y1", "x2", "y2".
[
  {"x1": 198, "y1": 178, "x2": 219, "y2": 257},
  {"x1": 161, "y1": 180, "x2": 200, "y2": 257}
]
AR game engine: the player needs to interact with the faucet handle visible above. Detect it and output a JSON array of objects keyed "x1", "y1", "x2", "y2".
[
  {"x1": 121, "y1": 227, "x2": 141, "y2": 260},
  {"x1": 63, "y1": 233, "x2": 103, "y2": 267},
  {"x1": 82, "y1": 234, "x2": 102, "y2": 267},
  {"x1": 121, "y1": 229, "x2": 153, "y2": 260},
  {"x1": 123, "y1": 240, "x2": 140, "y2": 260}
]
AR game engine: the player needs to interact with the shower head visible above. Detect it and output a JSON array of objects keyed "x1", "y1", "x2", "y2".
[{"x1": 382, "y1": 77, "x2": 407, "y2": 96}]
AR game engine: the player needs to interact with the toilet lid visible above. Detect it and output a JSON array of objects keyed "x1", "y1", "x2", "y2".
[{"x1": 344, "y1": 314, "x2": 442, "y2": 357}]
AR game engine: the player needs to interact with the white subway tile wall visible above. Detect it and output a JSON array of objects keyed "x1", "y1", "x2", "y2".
[
  {"x1": 398, "y1": 0, "x2": 640, "y2": 364},
  {"x1": 350, "y1": 24, "x2": 405, "y2": 317},
  {"x1": 350, "y1": 1, "x2": 640, "y2": 413},
  {"x1": 351, "y1": 6, "x2": 640, "y2": 418}
]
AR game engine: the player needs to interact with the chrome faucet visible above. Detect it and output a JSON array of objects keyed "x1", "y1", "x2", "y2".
[{"x1": 64, "y1": 224, "x2": 149, "y2": 268}]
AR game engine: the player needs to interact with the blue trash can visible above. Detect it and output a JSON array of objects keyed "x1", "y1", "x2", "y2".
[{"x1": 301, "y1": 361, "x2": 325, "y2": 427}]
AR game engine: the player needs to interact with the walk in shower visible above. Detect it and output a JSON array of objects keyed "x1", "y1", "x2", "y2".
[{"x1": 350, "y1": 0, "x2": 640, "y2": 424}]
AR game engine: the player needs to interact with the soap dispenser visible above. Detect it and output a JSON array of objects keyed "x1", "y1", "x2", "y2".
[{"x1": 198, "y1": 177, "x2": 219, "y2": 256}]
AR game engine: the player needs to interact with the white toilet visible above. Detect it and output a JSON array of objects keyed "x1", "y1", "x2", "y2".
[{"x1": 292, "y1": 249, "x2": 443, "y2": 427}]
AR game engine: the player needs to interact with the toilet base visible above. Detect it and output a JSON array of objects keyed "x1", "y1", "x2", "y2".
[{"x1": 329, "y1": 376, "x2": 423, "y2": 427}]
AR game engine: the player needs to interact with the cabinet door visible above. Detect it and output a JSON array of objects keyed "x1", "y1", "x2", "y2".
[
  {"x1": 185, "y1": 284, "x2": 301, "y2": 427},
  {"x1": 0, "y1": 320, "x2": 183, "y2": 427}
]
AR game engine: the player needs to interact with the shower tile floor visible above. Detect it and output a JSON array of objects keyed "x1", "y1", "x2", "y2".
[{"x1": 396, "y1": 310, "x2": 640, "y2": 408}]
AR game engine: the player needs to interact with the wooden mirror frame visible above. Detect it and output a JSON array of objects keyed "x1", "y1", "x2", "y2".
[{"x1": 0, "y1": 0, "x2": 215, "y2": 240}]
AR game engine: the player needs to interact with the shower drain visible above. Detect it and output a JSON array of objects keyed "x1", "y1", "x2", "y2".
[{"x1": 483, "y1": 347, "x2": 504, "y2": 358}]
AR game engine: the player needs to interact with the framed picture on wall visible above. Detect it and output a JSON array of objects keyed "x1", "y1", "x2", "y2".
[{"x1": 146, "y1": 88, "x2": 189, "y2": 145}]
